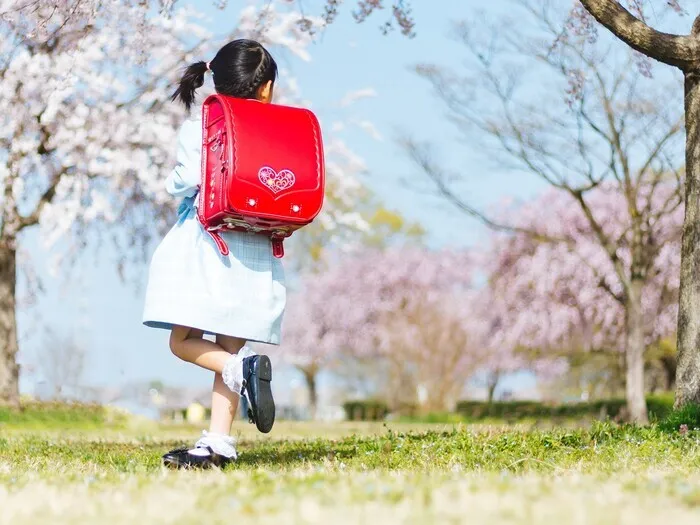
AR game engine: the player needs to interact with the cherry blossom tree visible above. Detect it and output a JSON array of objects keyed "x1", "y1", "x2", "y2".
[
  {"x1": 406, "y1": 0, "x2": 684, "y2": 422},
  {"x1": 0, "y1": 0, "x2": 198, "y2": 406},
  {"x1": 572, "y1": 1, "x2": 700, "y2": 410},
  {"x1": 8, "y1": 1, "x2": 418, "y2": 39},
  {"x1": 484, "y1": 184, "x2": 681, "y2": 401},
  {"x1": 0, "y1": 1, "x2": 371, "y2": 406},
  {"x1": 315, "y1": 0, "x2": 416, "y2": 37},
  {"x1": 277, "y1": 246, "x2": 486, "y2": 414},
  {"x1": 465, "y1": 297, "x2": 527, "y2": 404},
  {"x1": 465, "y1": 271, "x2": 571, "y2": 403}
]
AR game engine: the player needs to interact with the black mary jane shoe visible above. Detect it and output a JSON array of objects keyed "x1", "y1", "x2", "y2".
[
  {"x1": 162, "y1": 446, "x2": 231, "y2": 470},
  {"x1": 242, "y1": 354, "x2": 275, "y2": 434}
]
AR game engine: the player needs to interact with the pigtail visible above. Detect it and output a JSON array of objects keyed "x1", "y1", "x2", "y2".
[{"x1": 171, "y1": 61, "x2": 209, "y2": 111}]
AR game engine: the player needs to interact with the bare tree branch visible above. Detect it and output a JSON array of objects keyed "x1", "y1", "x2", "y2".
[
  {"x1": 403, "y1": 137, "x2": 571, "y2": 244},
  {"x1": 411, "y1": 0, "x2": 684, "y2": 308},
  {"x1": 18, "y1": 171, "x2": 63, "y2": 230},
  {"x1": 569, "y1": 188, "x2": 631, "y2": 291}
]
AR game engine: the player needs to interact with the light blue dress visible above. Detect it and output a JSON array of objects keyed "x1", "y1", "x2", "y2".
[{"x1": 142, "y1": 118, "x2": 286, "y2": 345}]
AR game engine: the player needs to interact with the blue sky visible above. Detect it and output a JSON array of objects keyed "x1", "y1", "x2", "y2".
[{"x1": 21, "y1": 0, "x2": 656, "y2": 403}]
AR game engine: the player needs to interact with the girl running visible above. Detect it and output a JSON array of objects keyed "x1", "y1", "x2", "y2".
[{"x1": 143, "y1": 39, "x2": 286, "y2": 469}]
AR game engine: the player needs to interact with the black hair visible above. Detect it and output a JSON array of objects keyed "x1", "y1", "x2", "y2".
[{"x1": 171, "y1": 39, "x2": 278, "y2": 111}]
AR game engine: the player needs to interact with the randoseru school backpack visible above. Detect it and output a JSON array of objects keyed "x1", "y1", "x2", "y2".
[{"x1": 197, "y1": 94, "x2": 325, "y2": 258}]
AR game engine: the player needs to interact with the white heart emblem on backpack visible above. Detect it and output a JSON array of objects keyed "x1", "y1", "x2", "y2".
[{"x1": 258, "y1": 167, "x2": 296, "y2": 194}]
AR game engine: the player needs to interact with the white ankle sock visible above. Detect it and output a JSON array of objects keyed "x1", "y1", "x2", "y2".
[
  {"x1": 189, "y1": 430, "x2": 238, "y2": 459},
  {"x1": 221, "y1": 345, "x2": 256, "y2": 395}
]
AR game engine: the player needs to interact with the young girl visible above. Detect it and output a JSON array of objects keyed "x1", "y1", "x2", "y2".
[{"x1": 142, "y1": 39, "x2": 286, "y2": 469}]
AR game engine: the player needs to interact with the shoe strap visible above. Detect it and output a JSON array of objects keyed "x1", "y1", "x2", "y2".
[{"x1": 191, "y1": 444, "x2": 214, "y2": 455}]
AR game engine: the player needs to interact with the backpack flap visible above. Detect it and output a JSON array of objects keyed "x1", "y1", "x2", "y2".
[{"x1": 219, "y1": 96, "x2": 325, "y2": 228}]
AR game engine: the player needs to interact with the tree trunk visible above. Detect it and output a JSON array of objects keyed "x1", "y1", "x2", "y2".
[
  {"x1": 625, "y1": 279, "x2": 648, "y2": 423},
  {"x1": 676, "y1": 63, "x2": 700, "y2": 408},
  {"x1": 0, "y1": 243, "x2": 19, "y2": 407},
  {"x1": 486, "y1": 372, "x2": 500, "y2": 404},
  {"x1": 302, "y1": 367, "x2": 318, "y2": 420}
]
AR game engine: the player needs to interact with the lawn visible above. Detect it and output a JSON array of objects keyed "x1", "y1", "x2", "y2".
[{"x1": 2, "y1": 406, "x2": 700, "y2": 524}]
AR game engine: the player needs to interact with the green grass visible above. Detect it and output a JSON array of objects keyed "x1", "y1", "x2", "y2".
[
  {"x1": 659, "y1": 404, "x2": 700, "y2": 433},
  {"x1": 3, "y1": 406, "x2": 700, "y2": 524}
]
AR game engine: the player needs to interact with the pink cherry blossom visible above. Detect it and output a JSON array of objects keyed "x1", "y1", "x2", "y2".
[
  {"x1": 277, "y1": 246, "x2": 521, "y2": 411},
  {"x1": 485, "y1": 183, "x2": 681, "y2": 360}
]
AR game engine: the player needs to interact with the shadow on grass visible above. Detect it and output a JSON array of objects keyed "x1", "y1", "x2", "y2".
[
  {"x1": 232, "y1": 437, "x2": 362, "y2": 468},
  {"x1": 228, "y1": 430, "x2": 461, "y2": 469}
]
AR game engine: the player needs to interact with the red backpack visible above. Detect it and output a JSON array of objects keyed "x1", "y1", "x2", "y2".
[{"x1": 197, "y1": 94, "x2": 325, "y2": 258}]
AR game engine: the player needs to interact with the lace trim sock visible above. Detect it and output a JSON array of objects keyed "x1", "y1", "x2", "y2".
[
  {"x1": 188, "y1": 430, "x2": 238, "y2": 459},
  {"x1": 221, "y1": 345, "x2": 257, "y2": 395}
]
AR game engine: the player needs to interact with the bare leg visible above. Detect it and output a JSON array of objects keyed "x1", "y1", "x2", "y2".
[
  {"x1": 163, "y1": 328, "x2": 248, "y2": 467},
  {"x1": 169, "y1": 326, "x2": 234, "y2": 374},
  {"x1": 209, "y1": 334, "x2": 246, "y2": 435}
]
